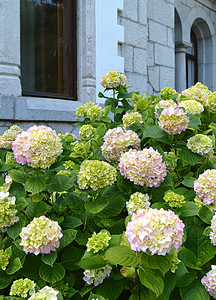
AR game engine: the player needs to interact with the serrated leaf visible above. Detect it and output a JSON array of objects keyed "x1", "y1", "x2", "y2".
[
  {"x1": 179, "y1": 150, "x2": 201, "y2": 165},
  {"x1": 176, "y1": 270, "x2": 197, "y2": 288},
  {"x1": 144, "y1": 125, "x2": 173, "y2": 145},
  {"x1": 196, "y1": 159, "x2": 215, "y2": 177},
  {"x1": 60, "y1": 229, "x2": 77, "y2": 248},
  {"x1": 105, "y1": 246, "x2": 142, "y2": 267},
  {"x1": 176, "y1": 201, "x2": 199, "y2": 217},
  {"x1": 188, "y1": 114, "x2": 201, "y2": 129},
  {"x1": 9, "y1": 169, "x2": 27, "y2": 184},
  {"x1": 178, "y1": 249, "x2": 201, "y2": 270},
  {"x1": 61, "y1": 246, "x2": 85, "y2": 270},
  {"x1": 199, "y1": 206, "x2": 214, "y2": 224},
  {"x1": 7, "y1": 214, "x2": 25, "y2": 240},
  {"x1": 142, "y1": 253, "x2": 170, "y2": 274},
  {"x1": 25, "y1": 177, "x2": 46, "y2": 194},
  {"x1": 96, "y1": 278, "x2": 123, "y2": 300},
  {"x1": 182, "y1": 177, "x2": 196, "y2": 188},
  {"x1": 197, "y1": 240, "x2": 216, "y2": 266},
  {"x1": 84, "y1": 197, "x2": 109, "y2": 214},
  {"x1": 41, "y1": 251, "x2": 57, "y2": 266},
  {"x1": 138, "y1": 265, "x2": 164, "y2": 296},
  {"x1": 88, "y1": 293, "x2": 106, "y2": 300},
  {"x1": 6, "y1": 257, "x2": 22, "y2": 275},
  {"x1": 46, "y1": 174, "x2": 74, "y2": 192},
  {"x1": 66, "y1": 193, "x2": 85, "y2": 214},
  {"x1": 0, "y1": 272, "x2": 12, "y2": 289},
  {"x1": 39, "y1": 262, "x2": 65, "y2": 284},
  {"x1": 77, "y1": 253, "x2": 107, "y2": 270},
  {"x1": 97, "y1": 194, "x2": 126, "y2": 218},
  {"x1": 180, "y1": 279, "x2": 210, "y2": 300},
  {"x1": 61, "y1": 216, "x2": 83, "y2": 229}
]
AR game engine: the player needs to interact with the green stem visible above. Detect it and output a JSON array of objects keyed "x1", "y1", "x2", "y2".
[
  {"x1": 174, "y1": 135, "x2": 177, "y2": 155},
  {"x1": 113, "y1": 89, "x2": 116, "y2": 124}
]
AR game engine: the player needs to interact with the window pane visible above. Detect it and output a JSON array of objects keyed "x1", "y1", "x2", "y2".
[{"x1": 21, "y1": 0, "x2": 76, "y2": 98}]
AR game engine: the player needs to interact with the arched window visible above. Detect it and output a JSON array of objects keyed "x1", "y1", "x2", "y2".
[
  {"x1": 186, "y1": 30, "x2": 198, "y2": 88},
  {"x1": 21, "y1": 0, "x2": 77, "y2": 100}
]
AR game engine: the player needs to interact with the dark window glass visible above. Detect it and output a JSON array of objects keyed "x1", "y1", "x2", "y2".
[
  {"x1": 21, "y1": 0, "x2": 77, "y2": 100},
  {"x1": 186, "y1": 30, "x2": 198, "y2": 88}
]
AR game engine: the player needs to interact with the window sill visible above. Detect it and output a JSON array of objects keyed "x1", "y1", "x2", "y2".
[{"x1": 0, "y1": 96, "x2": 83, "y2": 123}]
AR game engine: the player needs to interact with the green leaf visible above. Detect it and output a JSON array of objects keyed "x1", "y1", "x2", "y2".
[
  {"x1": 142, "y1": 253, "x2": 170, "y2": 275},
  {"x1": 138, "y1": 265, "x2": 164, "y2": 296},
  {"x1": 0, "y1": 271, "x2": 12, "y2": 289},
  {"x1": 176, "y1": 270, "x2": 197, "y2": 288},
  {"x1": 6, "y1": 257, "x2": 22, "y2": 275},
  {"x1": 9, "y1": 169, "x2": 27, "y2": 184},
  {"x1": 25, "y1": 201, "x2": 51, "y2": 219},
  {"x1": 179, "y1": 149, "x2": 201, "y2": 165},
  {"x1": 77, "y1": 253, "x2": 107, "y2": 270},
  {"x1": 184, "y1": 225, "x2": 205, "y2": 255},
  {"x1": 197, "y1": 240, "x2": 216, "y2": 266},
  {"x1": 46, "y1": 174, "x2": 74, "y2": 192},
  {"x1": 182, "y1": 177, "x2": 196, "y2": 188},
  {"x1": 20, "y1": 256, "x2": 42, "y2": 280},
  {"x1": 9, "y1": 181, "x2": 25, "y2": 198},
  {"x1": 177, "y1": 201, "x2": 199, "y2": 218},
  {"x1": 180, "y1": 279, "x2": 210, "y2": 300},
  {"x1": 61, "y1": 216, "x2": 83, "y2": 229},
  {"x1": 7, "y1": 214, "x2": 25, "y2": 240},
  {"x1": 59, "y1": 229, "x2": 77, "y2": 248},
  {"x1": 199, "y1": 206, "x2": 214, "y2": 224},
  {"x1": 61, "y1": 247, "x2": 85, "y2": 270},
  {"x1": 97, "y1": 194, "x2": 126, "y2": 218},
  {"x1": 196, "y1": 159, "x2": 215, "y2": 177},
  {"x1": 144, "y1": 125, "x2": 173, "y2": 145},
  {"x1": 188, "y1": 114, "x2": 201, "y2": 129},
  {"x1": 178, "y1": 249, "x2": 201, "y2": 270},
  {"x1": 88, "y1": 293, "x2": 106, "y2": 300},
  {"x1": 25, "y1": 176, "x2": 46, "y2": 194},
  {"x1": 66, "y1": 193, "x2": 85, "y2": 214},
  {"x1": 39, "y1": 262, "x2": 65, "y2": 284},
  {"x1": 104, "y1": 246, "x2": 142, "y2": 267},
  {"x1": 96, "y1": 278, "x2": 123, "y2": 300},
  {"x1": 84, "y1": 197, "x2": 109, "y2": 214},
  {"x1": 41, "y1": 251, "x2": 57, "y2": 267},
  {"x1": 0, "y1": 161, "x2": 11, "y2": 172}
]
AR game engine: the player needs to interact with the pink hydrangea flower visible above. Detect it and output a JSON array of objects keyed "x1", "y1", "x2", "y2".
[
  {"x1": 125, "y1": 208, "x2": 184, "y2": 255},
  {"x1": 119, "y1": 147, "x2": 167, "y2": 187},
  {"x1": 210, "y1": 214, "x2": 216, "y2": 246},
  {"x1": 12, "y1": 125, "x2": 62, "y2": 169},
  {"x1": 159, "y1": 107, "x2": 189, "y2": 135},
  {"x1": 154, "y1": 99, "x2": 177, "y2": 119},
  {"x1": 20, "y1": 216, "x2": 63, "y2": 255},
  {"x1": 201, "y1": 265, "x2": 216, "y2": 299},
  {"x1": 102, "y1": 127, "x2": 140, "y2": 162},
  {"x1": 194, "y1": 169, "x2": 216, "y2": 205}
]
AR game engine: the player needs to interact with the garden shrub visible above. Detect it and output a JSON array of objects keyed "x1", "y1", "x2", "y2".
[{"x1": 0, "y1": 72, "x2": 216, "y2": 299}]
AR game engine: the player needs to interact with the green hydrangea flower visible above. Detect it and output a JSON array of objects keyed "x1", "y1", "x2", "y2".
[
  {"x1": 0, "y1": 189, "x2": 19, "y2": 231},
  {"x1": 77, "y1": 160, "x2": 117, "y2": 191},
  {"x1": 10, "y1": 278, "x2": 36, "y2": 298},
  {"x1": 207, "y1": 92, "x2": 216, "y2": 112},
  {"x1": 178, "y1": 100, "x2": 204, "y2": 115},
  {"x1": 86, "y1": 106, "x2": 103, "y2": 122},
  {"x1": 53, "y1": 281, "x2": 69, "y2": 297},
  {"x1": 164, "y1": 152, "x2": 178, "y2": 170},
  {"x1": 163, "y1": 191, "x2": 185, "y2": 208},
  {"x1": 87, "y1": 230, "x2": 111, "y2": 253},
  {"x1": 5, "y1": 152, "x2": 17, "y2": 168},
  {"x1": 0, "y1": 249, "x2": 10, "y2": 270},
  {"x1": 0, "y1": 125, "x2": 23, "y2": 149},
  {"x1": 160, "y1": 87, "x2": 177, "y2": 99},
  {"x1": 126, "y1": 192, "x2": 150, "y2": 215},
  {"x1": 187, "y1": 134, "x2": 213, "y2": 156},
  {"x1": 79, "y1": 125, "x2": 95, "y2": 141},
  {"x1": 168, "y1": 249, "x2": 181, "y2": 273},
  {"x1": 63, "y1": 160, "x2": 75, "y2": 170},
  {"x1": 122, "y1": 112, "x2": 143, "y2": 128}
]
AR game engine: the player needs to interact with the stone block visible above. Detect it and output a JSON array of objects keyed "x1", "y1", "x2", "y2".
[
  {"x1": 121, "y1": 18, "x2": 147, "y2": 48},
  {"x1": 138, "y1": 0, "x2": 147, "y2": 25},
  {"x1": 122, "y1": 44, "x2": 134, "y2": 72},
  {"x1": 126, "y1": 72, "x2": 147, "y2": 95},
  {"x1": 147, "y1": 0, "x2": 174, "y2": 28},
  {"x1": 147, "y1": 42, "x2": 154, "y2": 66},
  {"x1": 122, "y1": 0, "x2": 138, "y2": 22},
  {"x1": 134, "y1": 47, "x2": 147, "y2": 75},
  {"x1": 148, "y1": 66, "x2": 160, "y2": 92},
  {"x1": 148, "y1": 20, "x2": 167, "y2": 45},
  {"x1": 155, "y1": 44, "x2": 174, "y2": 68},
  {"x1": 0, "y1": 96, "x2": 14, "y2": 120},
  {"x1": 159, "y1": 66, "x2": 175, "y2": 89},
  {"x1": 167, "y1": 27, "x2": 174, "y2": 47}
]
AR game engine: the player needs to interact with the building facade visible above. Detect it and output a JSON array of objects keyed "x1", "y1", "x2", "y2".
[{"x1": 0, "y1": 0, "x2": 216, "y2": 134}]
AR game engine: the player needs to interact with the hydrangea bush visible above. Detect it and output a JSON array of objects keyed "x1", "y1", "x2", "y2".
[{"x1": 0, "y1": 72, "x2": 216, "y2": 299}]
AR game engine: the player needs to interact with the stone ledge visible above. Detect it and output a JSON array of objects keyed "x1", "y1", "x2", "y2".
[{"x1": 0, "y1": 96, "x2": 83, "y2": 122}]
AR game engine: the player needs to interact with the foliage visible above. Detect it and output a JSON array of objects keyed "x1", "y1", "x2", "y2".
[{"x1": 0, "y1": 75, "x2": 216, "y2": 299}]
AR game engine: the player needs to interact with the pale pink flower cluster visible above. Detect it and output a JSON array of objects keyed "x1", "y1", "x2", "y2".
[
  {"x1": 101, "y1": 127, "x2": 140, "y2": 162},
  {"x1": 119, "y1": 148, "x2": 167, "y2": 187},
  {"x1": 83, "y1": 265, "x2": 112, "y2": 286},
  {"x1": 20, "y1": 216, "x2": 63, "y2": 255},
  {"x1": 28, "y1": 286, "x2": 59, "y2": 300},
  {"x1": 201, "y1": 265, "x2": 216, "y2": 299},
  {"x1": 180, "y1": 82, "x2": 210, "y2": 106},
  {"x1": 194, "y1": 170, "x2": 216, "y2": 205},
  {"x1": 154, "y1": 99, "x2": 177, "y2": 119},
  {"x1": 210, "y1": 214, "x2": 216, "y2": 246},
  {"x1": 159, "y1": 107, "x2": 189, "y2": 135},
  {"x1": 12, "y1": 125, "x2": 62, "y2": 169},
  {"x1": 125, "y1": 208, "x2": 184, "y2": 255}
]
